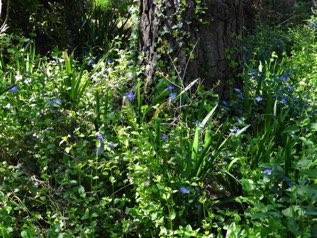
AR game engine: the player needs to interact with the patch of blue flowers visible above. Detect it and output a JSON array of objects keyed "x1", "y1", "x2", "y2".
[
  {"x1": 8, "y1": 85, "x2": 19, "y2": 93},
  {"x1": 124, "y1": 91, "x2": 135, "y2": 101},
  {"x1": 179, "y1": 186, "x2": 190, "y2": 194}
]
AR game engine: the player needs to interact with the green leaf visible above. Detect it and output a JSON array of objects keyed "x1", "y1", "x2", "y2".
[
  {"x1": 241, "y1": 179, "x2": 255, "y2": 193},
  {"x1": 258, "y1": 61, "x2": 263, "y2": 72},
  {"x1": 21, "y1": 231, "x2": 28, "y2": 238},
  {"x1": 191, "y1": 127, "x2": 200, "y2": 162},
  {"x1": 234, "y1": 125, "x2": 250, "y2": 137},
  {"x1": 65, "y1": 146, "x2": 71, "y2": 154},
  {"x1": 305, "y1": 208, "x2": 317, "y2": 216},
  {"x1": 282, "y1": 206, "x2": 304, "y2": 218},
  {"x1": 228, "y1": 157, "x2": 242, "y2": 171},
  {"x1": 109, "y1": 176, "x2": 115, "y2": 184},
  {"x1": 169, "y1": 210, "x2": 176, "y2": 220},
  {"x1": 78, "y1": 185, "x2": 86, "y2": 198},
  {"x1": 273, "y1": 99, "x2": 278, "y2": 117},
  {"x1": 201, "y1": 105, "x2": 218, "y2": 128},
  {"x1": 309, "y1": 123, "x2": 317, "y2": 131},
  {"x1": 178, "y1": 78, "x2": 199, "y2": 98},
  {"x1": 204, "y1": 130, "x2": 212, "y2": 148},
  {"x1": 251, "y1": 213, "x2": 269, "y2": 220}
]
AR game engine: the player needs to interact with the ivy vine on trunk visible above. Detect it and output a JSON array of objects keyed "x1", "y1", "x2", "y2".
[{"x1": 139, "y1": 0, "x2": 245, "y2": 97}]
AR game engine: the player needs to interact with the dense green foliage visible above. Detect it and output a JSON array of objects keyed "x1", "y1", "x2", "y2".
[
  {"x1": 1, "y1": 1, "x2": 317, "y2": 237},
  {"x1": 1, "y1": 0, "x2": 132, "y2": 56}
]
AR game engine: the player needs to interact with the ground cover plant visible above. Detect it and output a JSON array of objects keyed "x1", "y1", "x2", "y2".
[{"x1": 1, "y1": 1, "x2": 317, "y2": 237}]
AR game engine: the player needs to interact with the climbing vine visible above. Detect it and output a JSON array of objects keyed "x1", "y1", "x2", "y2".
[{"x1": 139, "y1": 0, "x2": 207, "y2": 94}]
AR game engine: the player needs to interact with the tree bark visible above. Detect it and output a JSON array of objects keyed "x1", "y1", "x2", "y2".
[
  {"x1": 260, "y1": 0, "x2": 296, "y2": 12},
  {"x1": 139, "y1": 0, "x2": 158, "y2": 88},
  {"x1": 139, "y1": 0, "x2": 245, "y2": 97},
  {"x1": 189, "y1": 0, "x2": 244, "y2": 94}
]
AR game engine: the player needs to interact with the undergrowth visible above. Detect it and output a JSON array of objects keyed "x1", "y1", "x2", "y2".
[{"x1": 1, "y1": 7, "x2": 317, "y2": 238}]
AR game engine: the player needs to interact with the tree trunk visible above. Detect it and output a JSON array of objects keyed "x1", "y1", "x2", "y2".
[
  {"x1": 275, "y1": 0, "x2": 296, "y2": 9},
  {"x1": 260, "y1": 0, "x2": 296, "y2": 12},
  {"x1": 139, "y1": 0, "x2": 245, "y2": 97},
  {"x1": 189, "y1": 0, "x2": 244, "y2": 94}
]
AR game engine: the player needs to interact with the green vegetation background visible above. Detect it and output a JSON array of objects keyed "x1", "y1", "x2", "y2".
[{"x1": 0, "y1": 0, "x2": 317, "y2": 237}]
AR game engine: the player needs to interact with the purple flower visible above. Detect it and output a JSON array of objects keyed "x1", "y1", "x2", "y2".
[
  {"x1": 281, "y1": 96, "x2": 288, "y2": 104},
  {"x1": 94, "y1": 133, "x2": 105, "y2": 155},
  {"x1": 106, "y1": 58, "x2": 113, "y2": 63},
  {"x1": 8, "y1": 85, "x2": 19, "y2": 93},
  {"x1": 168, "y1": 93, "x2": 177, "y2": 100},
  {"x1": 179, "y1": 186, "x2": 190, "y2": 194},
  {"x1": 230, "y1": 126, "x2": 239, "y2": 134},
  {"x1": 96, "y1": 132, "x2": 103, "y2": 141},
  {"x1": 161, "y1": 134, "x2": 169, "y2": 140},
  {"x1": 287, "y1": 85, "x2": 294, "y2": 92},
  {"x1": 280, "y1": 71, "x2": 292, "y2": 82},
  {"x1": 309, "y1": 21, "x2": 317, "y2": 29},
  {"x1": 280, "y1": 75, "x2": 288, "y2": 82},
  {"x1": 124, "y1": 91, "x2": 135, "y2": 101},
  {"x1": 167, "y1": 85, "x2": 175, "y2": 92},
  {"x1": 49, "y1": 98, "x2": 62, "y2": 107},
  {"x1": 234, "y1": 88, "x2": 242, "y2": 94},
  {"x1": 255, "y1": 96, "x2": 263, "y2": 102},
  {"x1": 263, "y1": 168, "x2": 272, "y2": 175},
  {"x1": 221, "y1": 100, "x2": 228, "y2": 106}
]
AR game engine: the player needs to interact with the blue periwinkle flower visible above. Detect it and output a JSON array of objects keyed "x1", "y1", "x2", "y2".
[
  {"x1": 96, "y1": 132, "x2": 103, "y2": 141},
  {"x1": 287, "y1": 85, "x2": 294, "y2": 92},
  {"x1": 49, "y1": 98, "x2": 62, "y2": 113},
  {"x1": 230, "y1": 126, "x2": 239, "y2": 134},
  {"x1": 161, "y1": 134, "x2": 169, "y2": 140},
  {"x1": 124, "y1": 91, "x2": 135, "y2": 101},
  {"x1": 167, "y1": 85, "x2": 175, "y2": 92},
  {"x1": 168, "y1": 93, "x2": 177, "y2": 100},
  {"x1": 8, "y1": 84, "x2": 19, "y2": 93},
  {"x1": 280, "y1": 75, "x2": 288, "y2": 82},
  {"x1": 234, "y1": 88, "x2": 242, "y2": 94},
  {"x1": 309, "y1": 21, "x2": 317, "y2": 30},
  {"x1": 280, "y1": 71, "x2": 292, "y2": 82},
  {"x1": 49, "y1": 98, "x2": 62, "y2": 107},
  {"x1": 255, "y1": 96, "x2": 263, "y2": 102},
  {"x1": 281, "y1": 96, "x2": 288, "y2": 104},
  {"x1": 179, "y1": 186, "x2": 190, "y2": 194},
  {"x1": 221, "y1": 100, "x2": 228, "y2": 106},
  {"x1": 94, "y1": 133, "x2": 105, "y2": 155},
  {"x1": 263, "y1": 168, "x2": 272, "y2": 175}
]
